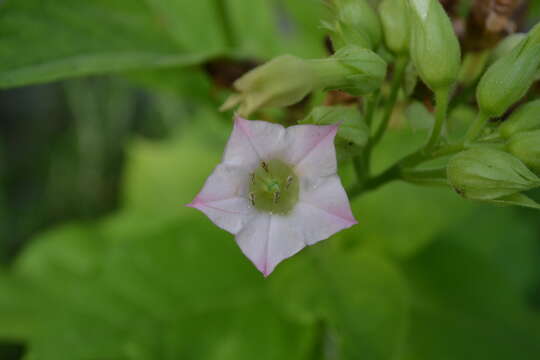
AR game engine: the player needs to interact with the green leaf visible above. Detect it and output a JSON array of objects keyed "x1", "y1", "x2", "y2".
[
  {"x1": 0, "y1": 216, "x2": 315, "y2": 360},
  {"x1": 226, "y1": 0, "x2": 326, "y2": 58},
  {"x1": 0, "y1": 0, "x2": 226, "y2": 88},
  {"x1": 401, "y1": 206, "x2": 540, "y2": 359},
  {"x1": 269, "y1": 247, "x2": 410, "y2": 360}
]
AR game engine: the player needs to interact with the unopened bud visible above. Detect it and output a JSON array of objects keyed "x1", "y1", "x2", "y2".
[
  {"x1": 407, "y1": 0, "x2": 461, "y2": 90},
  {"x1": 221, "y1": 47, "x2": 386, "y2": 116},
  {"x1": 507, "y1": 130, "x2": 540, "y2": 173},
  {"x1": 447, "y1": 147, "x2": 540, "y2": 201},
  {"x1": 326, "y1": 0, "x2": 382, "y2": 50},
  {"x1": 379, "y1": 0, "x2": 409, "y2": 54},
  {"x1": 477, "y1": 23, "x2": 540, "y2": 117},
  {"x1": 499, "y1": 100, "x2": 540, "y2": 139},
  {"x1": 491, "y1": 33, "x2": 527, "y2": 62},
  {"x1": 220, "y1": 55, "x2": 315, "y2": 116},
  {"x1": 310, "y1": 46, "x2": 387, "y2": 96}
]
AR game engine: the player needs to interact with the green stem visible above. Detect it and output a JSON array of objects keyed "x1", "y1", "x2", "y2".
[
  {"x1": 364, "y1": 90, "x2": 381, "y2": 128},
  {"x1": 349, "y1": 142, "x2": 465, "y2": 199},
  {"x1": 424, "y1": 87, "x2": 450, "y2": 152},
  {"x1": 399, "y1": 142, "x2": 464, "y2": 169},
  {"x1": 401, "y1": 167, "x2": 448, "y2": 186},
  {"x1": 371, "y1": 57, "x2": 408, "y2": 146},
  {"x1": 465, "y1": 110, "x2": 490, "y2": 142},
  {"x1": 353, "y1": 151, "x2": 370, "y2": 183},
  {"x1": 349, "y1": 163, "x2": 401, "y2": 198},
  {"x1": 354, "y1": 89, "x2": 381, "y2": 182}
]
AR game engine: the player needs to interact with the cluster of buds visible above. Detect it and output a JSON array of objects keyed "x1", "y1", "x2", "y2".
[
  {"x1": 448, "y1": 98, "x2": 540, "y2": 209},
  {"x1": 446, "y1": 21, "x2": 540, "y2": 209}
]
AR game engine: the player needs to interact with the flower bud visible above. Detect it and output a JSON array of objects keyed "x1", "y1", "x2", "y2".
[
  {"x1": 491, "y1": 33, "x2": 527, "y2": 62},
  {"x1": 476, "y1": 23, "x2": 540, "y2": 117},
  {"x1": 407, "y1": 0, "x2": 461, "y2": 90},
  {"x1": 309, "y1": 46, "x2": 387, "y2": 96},
  {"x1": 447, "y1": 147, "x2": 540, "y2": 201},
  {"x1": 326, "y1": 0, "x2": 382, "y2": 50},
  {"x1": 506, "y1": 130, "x2": 540, "y2": 173},
  {"x1": 302, "y1": 105, "x2": 369, "y2": 161},
  {"x1": 499, "y1": 100, "x2": 540, "y2": 139},
  {"x1": 220, "y1": 55, "x2": 315, "y2": 116},
  {"x1": 379, "y1": 0, "x2": 410, "y2": 54},
  {"x1": 221, "y1": 47, "x2": 386, "y2": 115}
]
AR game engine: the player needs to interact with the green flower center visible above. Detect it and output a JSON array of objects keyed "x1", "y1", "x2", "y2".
[{"x1": 248, "y1": 159, "x2": 299, "y2": 215}]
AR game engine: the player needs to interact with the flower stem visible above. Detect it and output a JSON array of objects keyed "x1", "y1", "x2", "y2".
[
  {"x1": 353, "y1": 57, "x2": 407, "y2": 185},
  {"x1": 465, "y1": 110, "x2": 490, "y2": 142},
  {"x1": 348, "y1": 142, "x2": 465, "y2": 199},
  {"x1": 424, "y1": 87, "x2": 450, "y2": 152},
  {"x1": 364, "y1": 90, "x2": 381, "y2": 128},
  {"x1": 371, "y1": 57, "x2": 408, "y2": 146},
  {"x1": 349, "y1": 163, "x2": 401, "y2": 198},
  {"x1": 401, "y1": 167, "x2": 448, "y2": 186}
]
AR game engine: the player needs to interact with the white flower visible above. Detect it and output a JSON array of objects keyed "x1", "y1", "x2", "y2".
[{"x1": 188, "y1": 117, "x2": 357, "y2": 276}]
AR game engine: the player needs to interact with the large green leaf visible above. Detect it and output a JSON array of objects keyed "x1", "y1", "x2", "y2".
[
  {"x1": 0, "y1": 0, "x2": 226, "y2": 88},
  {"x1": 400, "y1": 206, "x2": 540, "y2": 360},
  {"x1": 0, "y1": 216, "x2": 316, "y2": 360},
  {"x1": 269, "y1": 247, "x2": 410, "y2": 360}
]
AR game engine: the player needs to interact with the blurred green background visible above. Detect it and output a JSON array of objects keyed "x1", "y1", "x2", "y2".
[{"x1": 1, "y1": 0, "x2": 540, "y2": 359}]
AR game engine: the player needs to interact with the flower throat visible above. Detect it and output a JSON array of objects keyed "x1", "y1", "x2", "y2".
[{"x1": 249, "y1": 159, "x2": 299, "y2": 215}]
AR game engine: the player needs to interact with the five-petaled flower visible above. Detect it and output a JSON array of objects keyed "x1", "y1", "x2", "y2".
[{"x1": 187, "y1": 117, "x2": 357, "y2": 276}]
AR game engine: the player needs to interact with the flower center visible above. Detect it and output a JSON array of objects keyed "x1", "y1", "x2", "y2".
[{"x1": 248, "y1": 159, "x2": 299, "y2": 215}]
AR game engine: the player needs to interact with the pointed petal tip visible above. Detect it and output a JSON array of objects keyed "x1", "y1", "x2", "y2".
[
  {"x1": 185, "y1": 197, "x2": 203, "y2": 209},
  {"x1": 339, "y1": 211, "x2": 358, "y2": 229},
  {"x1": 329, "y1": 122, "x2": 340, "y2": 134},
  {"x1": 259, "y1": 263, "x2": 274, "y2": 278}
]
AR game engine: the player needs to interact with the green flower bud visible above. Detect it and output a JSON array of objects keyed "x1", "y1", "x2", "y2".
[
  {"x1": 326, "y1": 0, "x2": 382, "y2": 50},
  {"x1": 310, "y1": 46, "x2": 387, "y2": 96},
  {"x1": 499, "y1": 100, "x2": 540, "y2": 139},
  {"x1": 476, "y1": 23, "x2": 540, "y2": 117},
  {"x1": 221, "y1": 55, "x2": 315, "y2": 116},
  {"x1": 379, "y1": 0, "x2": 410, "y2": 54},
  {"x1": 407, "y1": 0, "x2": 461, "y2": 90},
  {"x1": 221, "y1": 47, "x2": 386, "y2": 115},
  {"x1": 491, "y1": 33, "x2": 527, "y2": 62},
  {"x1": 507, "y1": 130, "x2": 540, "y2": 173},
  {"x1": 447, "y1": 147, "x2": 540, "y2": 201},
  {"x1": 302, "y1": 105, "x2": 369, "y2": 161}
]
